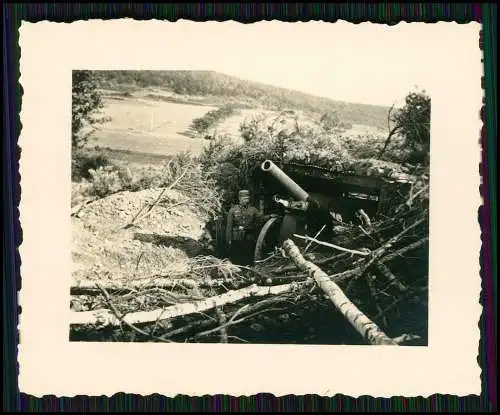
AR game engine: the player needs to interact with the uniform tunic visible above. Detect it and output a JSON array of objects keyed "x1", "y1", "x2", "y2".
[{"x1": 226, "y1": 204, "x2": 264, "y2": 264}]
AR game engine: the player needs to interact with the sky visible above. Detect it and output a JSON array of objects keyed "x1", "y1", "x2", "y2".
[
  {"x1": 143, "y1": 20, "x2": 480, "y2": 108},
  {"x1": 56, "y1": 19, "x2": 480, "y2": 108}
]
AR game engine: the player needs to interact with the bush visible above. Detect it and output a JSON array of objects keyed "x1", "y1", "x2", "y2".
[
  {"x1": 72, "y1": 149, "x2": 113, "y2": 181},
  {"x1": 339, "y1": 134, "x2": 411, "y2": 165},
  {"x1": 199, "y1": 110, "x2": 418, "y2": 210},
  {"x1": 88, "y1": 166, "x2": 133, "y2": 198},
  {"x1": 190, "y1": 104, "x2": 238, "y2": 135},
  {"x1": 71, "y1": 148, "x2": 221, "y2": 209},
  {"x1": 116, "y1": 151, "x2": 223, "y2": 219},
  {"x1": 128, "y1": 151, "x2": 194, "y2": 191},
  {"x1": 199, "y1": 110, "x2": 354, "y2": 207},
  {"x1": 76, "y1": 164, "x2": 133, "y2": 199}
]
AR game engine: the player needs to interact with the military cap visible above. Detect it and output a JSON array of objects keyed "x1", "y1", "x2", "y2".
[{"x1": 239, "y1": 190, "x2": 250, "y2": 197}]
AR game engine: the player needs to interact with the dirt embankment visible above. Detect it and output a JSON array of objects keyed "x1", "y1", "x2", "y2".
[{"x1": 72, "y1": 187, "x2": 208, "y2": 285}]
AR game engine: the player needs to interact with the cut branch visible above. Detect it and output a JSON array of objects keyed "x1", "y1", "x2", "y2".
[
  {"x1": 362, "y1": 217, "x2": 426, "y2": 271},
  {"x1": 194, "y1": 307, "x2": 282, "y2": 340},
  {"x1": 269, "y1": 252, "x2": 351, "y2": 275},
  {"x1": 70, "y1": 282, "x2": 309, "y2": 327},
  {"x1": 121, "y1": 166, "x2": 190, "y2": 229},
  {"x1": 160, "y1": 296, "x2": 292, "y2": 340},
  {"x1": 393, "y1": 333, "x2": 422, "y2": 345},
  {"x1": 365, "y1": 274, "x2": 388, "y2": 329},
  {"x1": 282, "y1": 239, "x2": 397, "y2": 345},
  {"x1": 376, "y1": 263, "x2": 407, "y2": 292},
  {"x1": 71, "y1": 277, "x2": 232, "y2": 295},
  {"x1": 380, "y1": 237, "x2": 429, "y2": 263},
  {"x1": 292, "y1": 234, "x2": 371, "y2": 256},
  {"x1": 95, "y1": 283, "x2": 172, "y2": 343},
  {"x1": 378, "y1": 125, "x2": 401, "y2": 158},
  {"x1": 215, "y1": 306, "x2": 228, "y2": 343}
]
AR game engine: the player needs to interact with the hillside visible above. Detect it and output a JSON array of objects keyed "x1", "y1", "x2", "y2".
[{"x1": 92, "y1": 70, "x2": 389, "y2": 130}]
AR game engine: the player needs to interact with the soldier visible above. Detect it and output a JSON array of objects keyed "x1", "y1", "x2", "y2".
[{"x1": 226, "y1": 189, "x2": 265, "y2": 265}]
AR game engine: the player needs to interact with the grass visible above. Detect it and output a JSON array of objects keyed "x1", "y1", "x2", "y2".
[
  {"x1": 89, "y1": 96, "x2": 271, "y2": 161},
  {"x1": 85, "y1": 92, "x2": 387, "y2": 172},
  {"x1": 95, "y1": 147, "x2": 172, "y2": 165},
  {"x1": 91, "y1": 98, "x2": 218, "y2": 156}
]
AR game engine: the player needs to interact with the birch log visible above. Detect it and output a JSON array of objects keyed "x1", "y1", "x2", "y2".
[
  {"x1": 71, "y1": 277, "x2": 229, "y2": 295},
  {"x1": 282, "y1": 239, "x2": 398, "y2": 345},
  {"x1": 70, "y1": 282, "x2": 306, "y2": 327}
]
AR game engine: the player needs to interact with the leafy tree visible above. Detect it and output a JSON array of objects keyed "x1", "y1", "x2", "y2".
[
  {"x1": 200, "y1": 109, "x2": 357, "y2": 208},
  {"x1": 318, "y1": 110, "x2": 343, "y2": 134},
  {"x1": 72, "y1": 70, "x2": 110, "y2": 149},
  {"x1": 190, "y1": 104, "x2": 237, "y2": 135},
  {"x1": 379, "y1": 88, "x2": 431, "y2": 165}
]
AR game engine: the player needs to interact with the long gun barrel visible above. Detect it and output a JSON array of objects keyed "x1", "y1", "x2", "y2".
[{"x1": 261, "y1": 160, "x2": 309, "y2": 201}]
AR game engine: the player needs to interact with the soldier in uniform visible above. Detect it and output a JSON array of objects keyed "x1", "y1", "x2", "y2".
[{"x1": 226, "y1": 189, "x2": 266, "y2": 265}]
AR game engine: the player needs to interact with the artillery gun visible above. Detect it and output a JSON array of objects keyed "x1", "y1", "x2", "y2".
[
  {"x1": 208, "y1": 158, "x2": 414, "y2": 263},
  {"x1": 252, "y1": 159, "x2": 414, "y2": 262}
]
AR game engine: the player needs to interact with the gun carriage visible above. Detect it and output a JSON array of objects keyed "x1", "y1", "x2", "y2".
[{"x1": 212, "y1": 159, "x2": 414, "y2": 263}]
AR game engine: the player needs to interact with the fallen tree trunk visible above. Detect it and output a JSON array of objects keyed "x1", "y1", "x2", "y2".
[
  {"x1": 156, "y1": 295, "x2": 291, "y2": 340},
  {"x1": 71, "y1": 277, "x2": 231, "y2": 295},
  {"x1": 282, "y1": 239, "x2": 398, "y2": 345},
  {"x1": 70, "y1": 281, "x2": 309, "y2": 327}
]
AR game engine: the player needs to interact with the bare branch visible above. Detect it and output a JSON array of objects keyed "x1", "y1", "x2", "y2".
[
  {"x1": 71, "y1": 282, "x2": 310, "y2": 327},
  {"x1": 282, "y1": 239, "x2": 397, "y2": 345},
  {"x1": 292, "y1": 234, "x2": 371, "y2": 256},
  {"x1": 95, "y1": 283, "x2": 172, "y2": 343}
]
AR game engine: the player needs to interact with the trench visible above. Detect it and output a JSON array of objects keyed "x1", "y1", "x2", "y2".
[
  {"x1": 70, "y1": 166, "x2": 428, "y2": 345},
  {"x1": 69, "y1": 218, "x2": 428, "y2": 346}
]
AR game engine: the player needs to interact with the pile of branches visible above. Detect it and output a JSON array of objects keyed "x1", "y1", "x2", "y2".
[{"x1": 70, "y1": 173, "x2": 429, "y2": 345}]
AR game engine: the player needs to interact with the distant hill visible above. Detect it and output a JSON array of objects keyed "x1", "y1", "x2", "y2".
[{"x1": 92, "y1": 70, "x2": 389, "y2": 130}]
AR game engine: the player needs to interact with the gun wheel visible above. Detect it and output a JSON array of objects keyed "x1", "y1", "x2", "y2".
[{"x1": 254, "y1": 216, "x2": 281, "y2": 262}]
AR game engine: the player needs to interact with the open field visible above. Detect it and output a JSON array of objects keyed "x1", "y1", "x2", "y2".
[
  {"x1": 92, "y1": 97, "x2": 218, "y2": 157},
  {"x1": 93, "y1": 147, "x2": 173, "y2": 167},
  {"x1": 92, "y1": 93, "x2": 386, "y2": 166}
]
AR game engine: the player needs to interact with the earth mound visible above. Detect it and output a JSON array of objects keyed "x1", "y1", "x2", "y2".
[{"x1": 71, "y1": 187, "x2": 208, "y2": 284}]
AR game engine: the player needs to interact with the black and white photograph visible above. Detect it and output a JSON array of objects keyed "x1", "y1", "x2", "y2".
[
  {"x1": 68, "y1": 67, "x2": 430, "y2": 345},
  {"x1": 18, "y1": 19, "x2": 482, "y2": 397}
]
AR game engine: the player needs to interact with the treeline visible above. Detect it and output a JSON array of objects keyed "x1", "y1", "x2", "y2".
[
  {"x1": 91, "y1": 70, "x2": 389, "y2": 130},
  {"x1": 191, "y1": 104, "x2": 238, "y2": 135}
]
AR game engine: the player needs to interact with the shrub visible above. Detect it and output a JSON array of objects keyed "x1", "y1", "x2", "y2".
[
  {"x1": 339, "y1": 134, "x2": 410, "y2": 165},
  {"x1": 128, "y1": 152, "x2": 194, "y2": 191},
  {"x1": 72, "y1": 149, "x2": 113, "y2": 181},
  {"x1": 200, "y1": 110, "x2": 353, "y2": 207},
  {"x1": 199, "y1": 109, "x2": 418, "y2": 210},
  {"x1": 190, "y1": 104, "x2": 238, "y2": 135},
  {"x1": 121, "y1": 151, "x2": 223, "y2": 219},
  {"x1": 83, "y1": 165, "x2": 133, "y2": 198}
]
